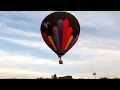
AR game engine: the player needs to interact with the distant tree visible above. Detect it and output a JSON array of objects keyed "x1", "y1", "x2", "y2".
[
  {"x1": 113, "y1": 77, "x2": 119, "y2": 79},
  {"x1": 64, "y1": 76, "x2": 72, "y2": 79},
  {"x1": 100, "y1": 77, "x2": 107, "y2": 79},
  {"x1": 36, "y1": 77, "x2": 44, "y2": 79},
  {"x1": 51, "y1": 74, "x2": 57, "y2": 79}
]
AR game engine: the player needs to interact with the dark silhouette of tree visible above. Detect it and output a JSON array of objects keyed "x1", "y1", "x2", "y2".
[
  {"x1": 58, "y1": 75, "x2": 72, "y2": 79},
  {"x1": 113, "y1": 77, "x2": 119, "y2": 79},
  {"x1": 100, "y1": 77, "x2": 107, "y2": 79},
  {"x1": 37, "y1": 77, "x2": 44, "y2": 79},
  {"x1": 51, "y1": 74, "x2": 57, "y2": 79}
]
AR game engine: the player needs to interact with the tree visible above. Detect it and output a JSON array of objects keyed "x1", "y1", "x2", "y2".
[{"x1": 51, "y1": 74, "x2": 57, "y2": 79}]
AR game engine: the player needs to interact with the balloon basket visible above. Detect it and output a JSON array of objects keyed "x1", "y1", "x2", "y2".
[{"x1": 59, "y1": 59, "x2": 63, "y2": 64}]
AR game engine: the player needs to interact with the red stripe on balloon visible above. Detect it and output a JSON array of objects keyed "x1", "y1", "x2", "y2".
[
  {"x1": 41, "y1": 32, "x2": 56, "y2": 51},
  {"x1": 62, "y1": 19, "x2": 69, "y2": 50},
  {"x1": 63, "y1": 27, "x2": 73, "y2": 50}
]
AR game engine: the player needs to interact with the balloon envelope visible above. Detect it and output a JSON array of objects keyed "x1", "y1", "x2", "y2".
[{"x1": 40, "y1": 11, "x2": 80, "y2": 58}]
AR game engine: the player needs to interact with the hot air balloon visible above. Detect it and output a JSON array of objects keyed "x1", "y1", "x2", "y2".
[{"x1": 40, "y1": 11, "x2": 80, "y2": 64}]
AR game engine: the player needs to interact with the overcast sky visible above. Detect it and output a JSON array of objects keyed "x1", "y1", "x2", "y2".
[{"x1": 0, "y1": 11, "x2": 120, "y2": 79}]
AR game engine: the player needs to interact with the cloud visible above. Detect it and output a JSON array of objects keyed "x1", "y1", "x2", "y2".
[
  {"x1": 0, "y1": 49, "x2": 120, "y2": 79},
  {"x1": 1, "y1": 11, "x2": 120, "y2": 32},
  {"x1": 67, "y1": 35, "x2": 120, "y2": 59},
  {"x1": 15, "y1": 11, "x2": 56, "y2": 20},
  {"x1": 0, "y1": 49, "x2": 92, "y2": 67},
  {"x1": 0, "y1": 68, "x2": 53, "y2": 79},
  {"x1": 0, "y1": 52, "x2": 57, "y2": 66},
  {"x1": 0, "y1": 22, "x2": 40, "y2": 38},
  {"x1": 0, "y1": 36, "x2": 49, "y2": 50},
  {"x1": 68, "y1": 11, "x2": 120, "y2": 30}
]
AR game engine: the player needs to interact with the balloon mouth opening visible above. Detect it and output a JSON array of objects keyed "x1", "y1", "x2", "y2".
[
  {"x1": 56, "y1": 49, "x2": 66, "y2": 56},
  {"x1": 59, "y1": 60, "x2": 63, "y2": 64}
]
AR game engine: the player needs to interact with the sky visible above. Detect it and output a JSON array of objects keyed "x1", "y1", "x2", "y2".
[{"x1": 0, "y1": 11, "x2": 120, "y2": 79}]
